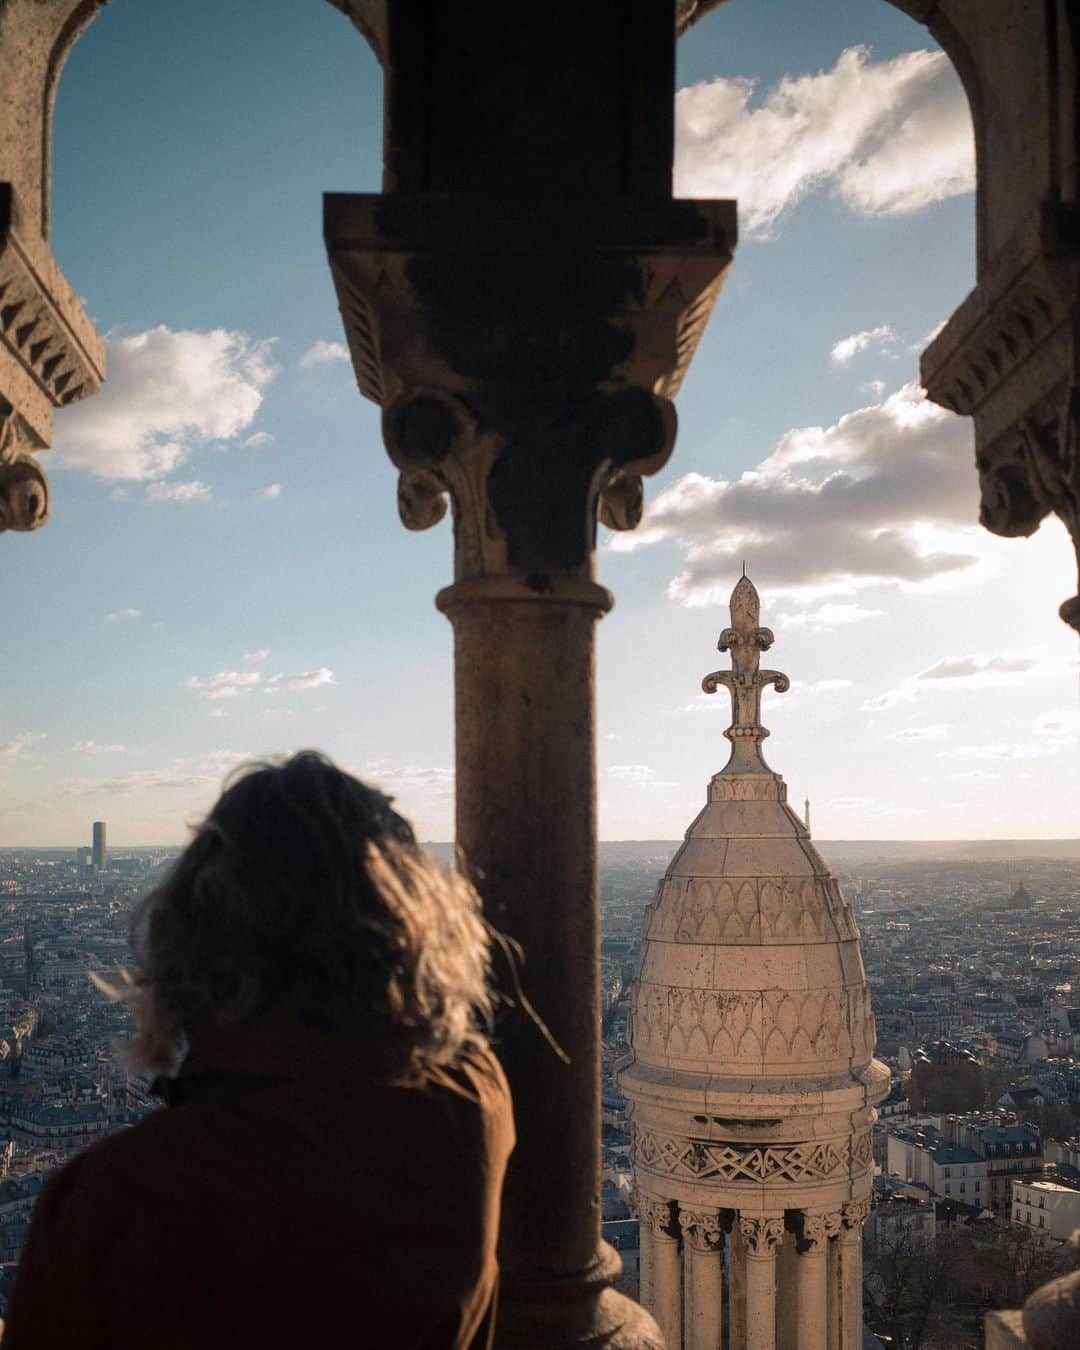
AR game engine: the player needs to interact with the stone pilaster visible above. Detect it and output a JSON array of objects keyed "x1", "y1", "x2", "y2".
[
  {"x1": 792, "y1": 1211, "x2": 841, "y2": 1350},
  {"x1": 836, "y1": 1200, "x2": 870, "y2": 1350},
  {"x1": 740, "y1": 1215, "x2": 785, "y2": 1350},
  {"x1": 640, "y1": 1196, "x2": 682, "y2": 1349}
]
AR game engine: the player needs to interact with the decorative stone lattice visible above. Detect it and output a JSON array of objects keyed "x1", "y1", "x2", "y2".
[{"x1": 635, "y1": 1129, "x2": 873, "y2": 1184}]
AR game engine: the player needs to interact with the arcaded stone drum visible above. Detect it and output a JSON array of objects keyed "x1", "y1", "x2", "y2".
[{"x1": 620, "y1": 577, "x2": 889, "y2": 1350}]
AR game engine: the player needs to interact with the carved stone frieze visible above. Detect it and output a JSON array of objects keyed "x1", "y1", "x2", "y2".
[
  {"x1": 324, "y1": 194, "x2": 734, "y2": 583},
  {"x1": 644, "y1": 874, "x2": 859, "y2": 947},
  {"x1": 679, "y1": 1207, "x2": 725, "y2": 1253},
  {"x1": 840, "y1": 1198, "x2": 871, "y2": 1232},
  {"x1": 635, "y1": 1129, "x2": 873, "y2": 1186},
  {"x1": 631, "y1": 980, "x2": 871, "y2": 1067},
  {"x1": 738, "y1": 1215, "x2": 785, "y2": 1257},
  {"x1": 708, "y1": 772, "x2": 788, "y2": 803}
]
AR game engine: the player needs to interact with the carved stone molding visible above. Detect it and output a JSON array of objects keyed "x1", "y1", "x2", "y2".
[
  {"x1": 738, "y1": 1214, "x2": 785, "y2": 1257},
  {"x1": 636, "y1": 1193, "x2": 680, "y2": 1241},
  {"x1": 679, "y1": 1207, "x2": 726, "y2": 1253},
  {"x1": 635, "y1": 1128, "x2": 873, "y2": 1185},
  {"x1": 325, "y1": 194, "x2": 734, "y2": 585},
  {"x1": 643, "y1": 874, "x2": 860, "y2": 947}
]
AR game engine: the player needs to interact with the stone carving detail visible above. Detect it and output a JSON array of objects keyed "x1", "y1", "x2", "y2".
[
  {"x1": 738, "y1": 1215, "x2": 785, "y2": 1257},
  {"x1": 975, "y1": 387, "x2": 1080, "y2": 630},
  {"x1": 646, "y1": 873, "x2": 860, "y2": 947},
  {"x1": 636, "y1": 1192, "x2": 679, "y2": 1240},
  {"x1": 679, "y1": 1207, "x2": 725, "y2": 1253},
  {"x1": 0, "y1": 404, "x2": 48, "y2": 532},
  {"x1": 840, "y1": 1198, "x2": 871, "y2": 1232},
  {"x1": 636, "y1": 1129, "x2": 872, "y2": 1185},
  {"x1": 795, "y1": 1210, "x2": 843, "y2": 1254},
  {"x1": 702, "y1": 576, "x2": 790, "y2": 775},
  {"x1": 709, "y1": 773, "x2": 788, "y2": 803}
]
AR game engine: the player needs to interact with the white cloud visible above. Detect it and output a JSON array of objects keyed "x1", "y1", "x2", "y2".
[
  {"x1": 675, "y1": 47, "x2": 974, "y2": 237},
  {"x1": 53, "y1": 326, "x2": 276, "y2": 481},
  {"x1": 243, "y1": 649, "x2": 269, "y2": 665},
  {"x1": 0, "y1": 732, "x2": 42, "y2": 762},
  {"x1": 243, "y1": 432, "x2": 274, "y2": 449},
  {"x1": 265, "y1": 668, "x2": 336, "y2": 693},
  {"x1": 185, "y1": 670, "x2": 264, "y2": 702},
  {"x1": 861, "y1": 379, "x2": 886, "y2": 397},
  {"x1": 605, "y1": 764, "x2": 678, "y2": 789},
  {"x1": 611, "y1": 382, "x2": 981, "y2": 607},
  {"x1": 830, "y1": 324, "x2": 898, "y2": 365},
  {"x1": 104, "y1": 607, "x2": 142, "y2": 624},
  {"x1": 362, "y1": 761, "x2": 455, "y2": 797},
  {"x1": 862, "y1": 652, "x2": 1040, "y2": 711},
  {"x1": 145, "y1": 480, "x2": 212, "y2": 504},
  {"x1": 300, "y1": 340, "x2": 349, "y2": 369},
  {"x1": 259, "y1": 483, "x2": 283, "y2": 501},
  {"x1": 1034, "y1": 708, "x2": 1080, "y2": 740},
  {"x1": 778, "y1": 603, "x2": 883, "y2": 631},
  {"x1": 72, "y1": 740, "x2": 127, "y2": 754},
  {"x1": 938, "y1": 743, "x2": 1041, "y2": 761},
  {"x1": 888, "y1": 723, "x2": 951, "y2": 744}
]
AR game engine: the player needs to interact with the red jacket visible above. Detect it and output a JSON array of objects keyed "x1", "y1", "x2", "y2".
[{"x1": 3, "y1": 1022, "x2": 514, "y2": 1349}]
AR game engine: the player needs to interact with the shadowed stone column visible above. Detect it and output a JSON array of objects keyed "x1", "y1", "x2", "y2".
[
  {"x1": 792, "y1": 1212, "x2": 838, "y2": 1350},
  {"x1": 324, "y1": 9, "x2": 734, "y2": 1344},
  {"x1": 836, "y1": 1201, "x2": 868, "y2": 1350},
  {"x1": 740, "y1": 1215, "x2": 785, "y2": 1350},
  {"x1": 680, "y1": 1208, "x2": 724, "y2": 1350}
]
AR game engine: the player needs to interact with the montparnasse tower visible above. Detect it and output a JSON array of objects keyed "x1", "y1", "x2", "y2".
[{"x1": 619, "y1": 575, "x2": 889, "y2": 1350}]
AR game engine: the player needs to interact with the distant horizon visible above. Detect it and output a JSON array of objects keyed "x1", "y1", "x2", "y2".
[{"x1": 4, "y1": 836, "x2": 1080, "y2": 850}]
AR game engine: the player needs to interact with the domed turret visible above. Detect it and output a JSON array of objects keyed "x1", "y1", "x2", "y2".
[{"x1": 619, "y1": 575, "x2": 889, "y2": 1350}]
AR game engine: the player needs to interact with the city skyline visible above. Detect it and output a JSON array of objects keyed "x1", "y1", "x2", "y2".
[{"x1": 3, "y1": 0, "x2": 1079, "y2": 845}]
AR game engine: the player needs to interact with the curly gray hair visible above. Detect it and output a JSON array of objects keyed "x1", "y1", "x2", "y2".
[{"x1": 102, "y1": 751, "x2": 492, "y2": 1076}]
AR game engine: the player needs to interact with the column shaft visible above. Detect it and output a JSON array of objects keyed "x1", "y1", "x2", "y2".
[
  {"x1": 745, "y1": 1255, "x2": 778, "y2": 1350},
  {"x1": 686, "y1": 1241, "x2": 723, "y2": 1350},
  {"x1": 837, "y1": 1232, "x2": 862, "y2": 1350},
  {"x1": 729, "y1": 1226, "x2": 746, "y2": 1350},
  {"x1": 654, "y1": 1233, "x2": 683, "y2": 1349},
  {"x1": 446, "y1": 594, "x2": 610, "y2": 1298},
  {"x1": 794, "y1": 1249, "x2": 829, "y2": 1350},
  {"x1": 640, "y1": 1217, "x2": 656, "y2": 1311},
  {"x1": 777, "y1": 1233, "x2": 798, "y2": 1350}
]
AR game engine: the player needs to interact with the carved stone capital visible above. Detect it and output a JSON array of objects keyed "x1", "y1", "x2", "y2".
[
  {"x1": 636, "y1": 1193, "x2": 679, "y2": 1241},
  {"x1": 0, "y1": 404, "x2": 48, "y2": 532},
  {"x1": 840, "y1": 1198, "x2": 871, "y2": 1233},
  {"x1": 325, "y1": 194, "x2": 734, "y2": 587},
  {"x1": 679, "y1": 1207, "x2": 725, "y2": 1253},
  {"x1": 922, "y1": 205, "x2": 1080, "y2": 630},
  {"x1": 738, "y1": 1214, "x2": 785, "y2": 1258},
  {"x1": 795, "y1": 1209, "x2": 843, "y2": 1255}
]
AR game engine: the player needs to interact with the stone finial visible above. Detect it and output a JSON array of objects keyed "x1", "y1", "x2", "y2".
[{"x1": 702, "y1": 574, "x2": 790, "y2": 773}]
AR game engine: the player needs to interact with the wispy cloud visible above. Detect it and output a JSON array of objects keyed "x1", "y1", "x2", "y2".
[
  {"x1": 830, "y1": 324, "x2": 898, "y2": 365},
  {"x1": 185, "y1": 670, "x2": 264, "y2": 702},
  {"x1": 778, "y1": 603, "x2": 883, "y2": 631},
  {"x1": 0, "y1": 732, "x2": 42, "y2": 762},
  {"x1": 675, "y1": 47, "x2": 974, "y2": 238},
  {"x1": 361, "y1": 760, "x2": 455, "y2": 797},
  {"x1": 186, "y1": 664, "x2": 335, "y2": 701},
  {"x1": 72, "y1": 740, "x2": 128, "y2": 754},
  {"x1": 53, "y1": 326, "x2": 276, "y2": 481},
  {"x1": 243, "y1": 432, "x2": 273, "y2": 449},
  {"x1": 862, "y1": 653, "x2": 1040, "y2": 711},
  {"x1": 104, "y1": 607, "x2": 142, "y2": 624},
  {"x1": 145, "y1": 480, "x2": 212, "y2": 504},
  {"x1": 888, "y1": 723, "x2": 951, "y2": 744},
  {"x1": 265, "y1": 668, "x2": 335, "y2": 693},
  {"x1": 243, "y1": 649, "x2": 269, "y2": 665},
  {"x1": 299, "y1": 340, "x2": 349, "y2": 369},
  {"x1": 259, "y1": 483, "x2": 283, "y2": 501}
]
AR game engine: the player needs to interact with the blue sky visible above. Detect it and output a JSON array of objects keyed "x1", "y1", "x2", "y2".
[{"x1": 3, "y1": 0, "x2": 1078, "y2": 845}]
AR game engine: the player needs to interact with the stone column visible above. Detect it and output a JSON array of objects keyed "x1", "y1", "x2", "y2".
[
  {"x1": 639, "y1": 1206, "x2": 657, "y2": 1312},
  {"x1": 729, "y1": 1221, "x2": 746, "y2": 1350},
  {"x1": 739, "y1": 1215, "x2": 785, "y2": 1350},
  {"x1": 776, "y1": 1230, "x2": 798, "y2": 1350},
  {"x1": 792, "y1": 1212, "x2": 839, "y2": 1350},
  {"x1": 680, "y1": 1208, "x2": 724, "y2": 1350},
  {"x1": 837, "y1": 1200, "x2": 869, "y2": 1350},
  {"x1": 640, "y1": 1196, "x2": 682, "y2": 1349}
]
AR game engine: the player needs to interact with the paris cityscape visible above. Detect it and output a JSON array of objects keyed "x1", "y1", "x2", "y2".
[{"x1": 0, "y1": 825, "x2": 1077, "y2": 1344}]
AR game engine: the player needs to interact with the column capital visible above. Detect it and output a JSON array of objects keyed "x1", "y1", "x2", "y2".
[
  {"x1": 324, "y1": 194, "x2": 734, "y2": 587},
  {"x1": 637, "y1": 1193, "x2": 680, "y2": 1241},
  {"x1": 795, "y1": 1209, "x2": 843, "y2": 1255},
  {"x1": 738, "y1": 1213, "x2": 785, "y2": 1258},
  {"x1": 840, "y1": 1198, "x2": 871, "y2": 1232},
  {"x1": 678, "y1": 1206, "x2": 725, "y2": 1253}
]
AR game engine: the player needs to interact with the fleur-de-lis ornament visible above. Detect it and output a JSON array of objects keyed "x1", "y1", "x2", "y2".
[{"x1": 702, "y1": 574, "x2": 790, "y2": 774}]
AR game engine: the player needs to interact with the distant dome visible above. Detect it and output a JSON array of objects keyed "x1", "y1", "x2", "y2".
[{"x1": 1007, "y1": 880, "x2": 1034, "y2": 909}]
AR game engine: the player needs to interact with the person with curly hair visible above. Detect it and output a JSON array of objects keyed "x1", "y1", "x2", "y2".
[{"x1": 4, "y1": 752, "x2": 514, "y2": 1349}]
